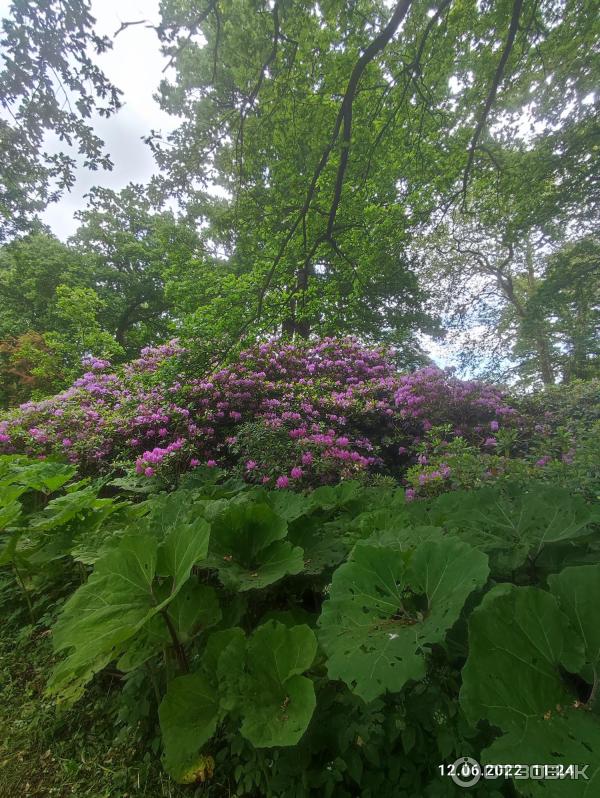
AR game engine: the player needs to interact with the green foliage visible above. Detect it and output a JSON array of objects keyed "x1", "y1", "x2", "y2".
[
  {"x1": 3, "y1": 446, "x2": 600, "y2": 796},
  {"x1": 460, "y1": 582, "x2": 600, "y2": 796},
  {"x1": 206, "y1": 499, "x2": 304, "y2": 590},
  {"x1": 319, "y1": 537, "x2": 489, "y2": 701},
  {"x1": 0, "y1": 1, "x2": 120, "y2": 239},
  {"x1": 48, "y1": 507, "x2": 210, "y2": 701}
]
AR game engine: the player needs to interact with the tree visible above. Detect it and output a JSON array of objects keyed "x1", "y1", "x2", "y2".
[
  {"x1": 146, "y1": 0, "x2": 599, "y2": 354},
  {"x1": 0, "y1": 229, "x2": 93, "y2": 338},
  {"x1": 420, "y1": 217, "x2": 599, "y2": 386},
  {"x1": 0, "y1": 0, "x2": 121, "y2": 240},
  {"x1": 71, "y1": 185, "x2": 203, "y2": 355}
]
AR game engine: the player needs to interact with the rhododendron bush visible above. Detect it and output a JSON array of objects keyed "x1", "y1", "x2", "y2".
[{"x1": 0, "y1": 337, "x2": 519, "y2": 492}]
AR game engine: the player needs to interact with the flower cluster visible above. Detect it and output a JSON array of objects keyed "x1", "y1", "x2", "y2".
[{"x1": 0, "y1": 337, "x2": 519, "y2": 488}]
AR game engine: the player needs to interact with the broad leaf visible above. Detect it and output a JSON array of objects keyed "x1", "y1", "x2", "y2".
[
  {"x1": 49, "y1": 513, "x2": 211, "y2": 700},
  {"x1": 159, "y1": 627, "x2": 245, "y2": 781},
  {"x1": 319, "y1": 537, "x2": 489, "y2": 701},
  {"x1": 460, "y1": 584, "x2": 584, "y2": 733},
  {"x1": 159, "y1": 671, "x2": 221, "y2": 782},
  {"x1": 206, "y1": 501, "x2": 303, "y2": 590},
  {"x1": 240, "y1": 621, "x2": 317, "y2": 747},
  {"x1": 48, "y1": 534, "x2": 159, "y2": 700},
  {"x1": 549, "y1": 564, "x2": 600, "y2": 679},
  {"x1": 483, "y1": 711, "x2": 600, "y2": 797},
  {"x1": 414, "y1": 484, "x2": 599, "y2": 575},
  {"x1": 118, "y1": 582, "x2": 221, "y2": 672}
]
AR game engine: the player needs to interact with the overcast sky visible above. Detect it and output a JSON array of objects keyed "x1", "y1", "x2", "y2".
[{"x1": 36, "y1": 0, "x2": 175, "y2": 240}]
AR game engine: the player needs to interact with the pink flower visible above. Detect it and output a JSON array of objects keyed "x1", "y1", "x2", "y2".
[
  {"x1": 245, "y1": 460, "x2": 258, "y2": 471},
  {"x1": 301, "y1": 451, "x2": 313, "y2": 466},
  {"x1": 62, "y1": 438, "x2": 72, "y2": 448},
  {"x1": 144, "y1": 467, "x2": 155, "y2": 477},
  {"x1": 276, "y1": 475, "x2": 290, "y2": 489},
  {"x1": 190, "y1": 458, "x2": 200, "y2": 467},
  {"x1": 484, "y1": 437, "x2": 497, "y2": 447},
  {"x1": 291, "y1": 466, "x2": 303, "y2": 479},
  {"x1": 405, "y1": 488, "x2": 416, "y2": 501},
  {"x1": 206, "y1": 459, "x2": 217, "y2": 468}
]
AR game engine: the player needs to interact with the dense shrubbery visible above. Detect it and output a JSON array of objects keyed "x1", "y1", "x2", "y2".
[
  {"x1": 2, "y1": 454, "x2": 600, "y2": 797},
  {"x1": 0, "y1": 337, "x2": 525, "y2": 493},
  {"x1": 1, "y1": 337, "x2": 599, "y2": 797}
]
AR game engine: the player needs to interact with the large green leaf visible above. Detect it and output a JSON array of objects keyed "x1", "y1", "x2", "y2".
[
  {"x1": 414, "y1": 484, "x2": 599, "y2": 575},
  {"x1": 0, "y1": 459, "x2": 76, "y2": 494},
  {"x1": 548, "y1": 565, "x2": 600, "y2": 679},
  {"x1": 239, "y1": 621, "x2": 317, "y2": 747},
  {"x1": 159, "y1": 671, "x2": 221, "y2": 783},
  {"x1": 48, "y1": 514, "x2": 211, "y2": 700},
  {"x1": 319, "y1": 537, "x2": 489, "y2": 701},
  {"x1": 48, "y1": 534, "x2": 159, "y2": 700},
  {"x1": 460, "y1": 584, "x2": 584, "y2": 733},
  {"x1": 159, "y1": 627, "x2": 245, "y2": 781},
  {"x1": 460, "y1": 583, "x2": 600, "y2": 796},
  {"x1": 206, "y1": 501, "x2": 303, "y2": 590},
  {"x1": 117, "y1": 581, "x2": 222, "y2": 672},
  {"x1": 483, "y1": 711, "x2": 600, "y2": 797},
  {"x1": 287, "y1": 515, "x2": 351, "y2": 575}
]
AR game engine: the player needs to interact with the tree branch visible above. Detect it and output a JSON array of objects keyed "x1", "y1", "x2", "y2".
[
  {"x1": 326, "y1": 0, "x2": 414, "y2": 236},
  {"x1": 462, "y1": 0, "x2": 524, "y2": 202}
]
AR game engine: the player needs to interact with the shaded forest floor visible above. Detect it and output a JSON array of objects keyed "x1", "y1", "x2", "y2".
[{"x1": 0, "y1": 601, "x2": 192, "y2": 798}]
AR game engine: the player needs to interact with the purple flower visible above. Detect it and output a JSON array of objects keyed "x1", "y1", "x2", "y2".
[
  {"x1": 405, "y1": 488, "x2": 416, "y2": 501},
  {"x1": 291, "y1": 466, "x2": 303, "y2": 479},
  {"x1": 245, "y1": 460, "x2": 258, "y2": 471},
  {"x1": 206, "y1": 459, "x2": 217, "y2": 468},
  {"x1": 301, "y1": 451, "x2": 313, "y2": 466},
  {"x1": 276, "y1": 475, "x2": 290, "y2": 489},
  {"x1": 144, "y1": 467, "x2": 155, "y2": 477},
  {"x1": 490, "y1": 420, "x2": 499, "y2": 432}
]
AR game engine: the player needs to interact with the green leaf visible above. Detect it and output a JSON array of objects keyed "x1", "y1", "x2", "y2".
[
  {"x1": 206, "y1": 501, "x2": 303, "y2": 590},
  {"x1": 287, "y1": 515, "x2": 350, "y2": 575},
  {"x1": 420, "y1": 485, "x2": 599, "y2": 575},
  {"x1": 159, "y1": 671, "x2": 221, "y2": 783},
  {"x1": 48, "y1": 534, "x2": 159, "y2": 701},
  {"x1": 319, "y1": 537, "x2": 489, "y2": 701},
  {"x1": 460, "y1": 584, "x2": 584, "y2": 734},
  {"x1": 482, "y1": 711, "x2": 600, "y2": 797},
  {"x1": 240, "y1": 621, "x2": 317, "y2": 747},
  {"x1": 30, "y1": 485, "x2": 111, "y2": 532},
  {"x1": 265, "y1": 489, "x2": 312, "y2": 522},
  {"x1": 49, "y1": 512, "x2": 211, "y2": 700},
  {"x1": 156, "y1": 515, "x2": 210, "y2": 589},
  {"x1": 159, "y1": 627, "x2": 245, "y2": 782},
  {"x1": 549, "y1": 564, "x2": 600, "y2": 679},
  {"x1": 117, "y1": 582, "x2": 221, "y2": 672}
]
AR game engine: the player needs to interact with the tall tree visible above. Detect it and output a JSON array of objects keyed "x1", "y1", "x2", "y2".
[
  {"x1": 72, "y1": 185, "x2": 203, "y2": 354},
  {"x1": 0, "y1": 0, "x2": 121, "y2": 239},
  {"x1": 148, "y1": 0, "x2": 599, "y2": 353}
]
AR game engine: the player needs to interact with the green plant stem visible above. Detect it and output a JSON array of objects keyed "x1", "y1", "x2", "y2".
[
  {"x1": 161, "y1": 610, "x2": 189, "y2": 674},
  {"x1": 13, "y1": 562, "x2": 35, "y2": 624},
  {"x1": 587, "y1": 669, "x2": 600, "y2": 713}
]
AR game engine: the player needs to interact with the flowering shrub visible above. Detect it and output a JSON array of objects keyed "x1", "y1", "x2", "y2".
[{"x1": 0, "y1": 337, "x2": 520, "y2": 488}]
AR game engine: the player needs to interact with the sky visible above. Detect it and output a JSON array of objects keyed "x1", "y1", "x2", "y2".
[
  {"x1": 0, "y1": 0, "x2": 456, "y2": 367},
  {"x1": 38, "y1": 0, "x2": 175, "y2": 239}
]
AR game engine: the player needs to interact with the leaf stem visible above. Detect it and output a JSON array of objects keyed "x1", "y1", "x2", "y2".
[
  {"x1": 160, "y1": 610, "x2": 189, "y2": 674},
  {"x1": 13, "y1": 561, "x2": 35, "y2": 625}
]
